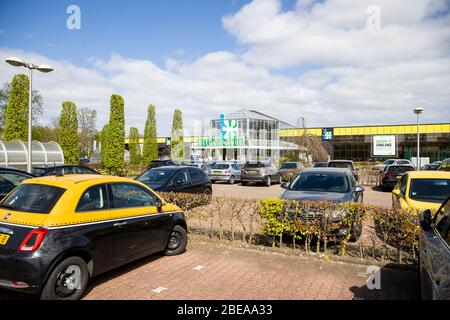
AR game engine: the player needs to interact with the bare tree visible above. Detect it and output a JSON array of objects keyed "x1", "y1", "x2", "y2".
[
  {"x1": 294, "y1": 116, "x2": 329, "y2": 162},
  {"x1": 78, "y1": 107, "x2": 97, "y2": 158}
]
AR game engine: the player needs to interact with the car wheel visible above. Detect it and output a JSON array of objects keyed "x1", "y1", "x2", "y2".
[
  {"x1": 164, "y1": 225, "x2": 188, "y2": 256},
  {"x1": 204, "y1": 188, "x2": 212, "y2": 196},
  {"x1": 265, "y1": 176, "x2": 271, "y2": 186},
  {"x1": 229, "y1": 176, "x2": 235, "y2": 185},
  {"x1": 278, "y1": 175, "x2": 283, "y2": 184},
  {"x1": 210, "y1": 180, "x2": 215, "y2": 184},
  {"x1": 349, "y1": 220, "x2": 363, "y2": 242},
  {"x1": 40, "y1": 256, "x2": 89, "y2": 300}
]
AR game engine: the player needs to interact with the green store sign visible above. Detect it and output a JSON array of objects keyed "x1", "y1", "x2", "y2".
[{"x1": 197, "y1": 136, "x2": 245, "y2": 147}]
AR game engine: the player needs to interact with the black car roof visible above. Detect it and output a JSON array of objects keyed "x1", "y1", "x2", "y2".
[
  {"x1": 301, "y1": 168, "x2": 349, "y2": 175},
  {"x1": 149, "y1": 165, "x2": 199, "y2": 171},
  {"x1": 0, "y1": 167, "x2": 35, "y2": 177}
]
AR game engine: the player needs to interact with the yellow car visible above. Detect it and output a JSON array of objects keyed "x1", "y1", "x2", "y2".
[
  {"x1": 0, "y1": 174, "x2": 186, "y2": 300},
  {"x1": 392, "y1": 171, "x2": 450, "y2": 211}
]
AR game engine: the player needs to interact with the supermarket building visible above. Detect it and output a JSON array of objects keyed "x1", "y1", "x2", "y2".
[{"x1": 125, "y1": 109, "x2": 450, "y2": 163}]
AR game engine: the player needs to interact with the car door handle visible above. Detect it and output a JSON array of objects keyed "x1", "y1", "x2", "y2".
[{"x1": 113, "y1": 221, "x2": 128, "y2": 227}]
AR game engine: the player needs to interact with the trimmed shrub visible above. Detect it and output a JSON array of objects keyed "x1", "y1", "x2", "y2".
[
  {"x1": 142, "y1": 105, "x2": 158, "y2": 165},
  {"x1": 58, "y1": 101, "x2": 79, "y2": 164}
]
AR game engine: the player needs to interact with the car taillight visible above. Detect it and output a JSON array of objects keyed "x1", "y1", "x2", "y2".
[
  {"x1": 224, "y1": 169, "x2": 231, "y2": 174},
  {"x1": 18, "y1": 228, "x2": 48, "y2": 252}
]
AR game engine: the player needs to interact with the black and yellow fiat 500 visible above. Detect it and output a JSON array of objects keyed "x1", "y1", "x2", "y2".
[{"x1": 0, "y1": 174, "x2": 187, "y2": 300}]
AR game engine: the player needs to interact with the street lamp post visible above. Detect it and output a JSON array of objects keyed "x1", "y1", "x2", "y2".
[
  {"x1": 5, "y1": 57, "x2": 53, "y2": 173},
  {"x1": 414, "y1": 107, "x2": 424, "y2": 170}
]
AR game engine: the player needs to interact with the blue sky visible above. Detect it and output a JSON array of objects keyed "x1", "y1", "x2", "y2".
[
  {"x1": 0, "y1": 0, "x2": 448, "y2": 135},
  {"x1": 0, "y1": 0, "x2": 253, "y2": 67}
]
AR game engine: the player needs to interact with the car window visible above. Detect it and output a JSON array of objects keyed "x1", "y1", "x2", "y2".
[
  {"x1": 231, "y1": 164, "x2": 239, "y2": 170},
  {"x1": 0, "y1": 184, "x2": 65, "y2": 214},
  {"x1": 0, "y1": 172, "x2": 30, "y2": 195},
  {"x1": 172, "y1": 170, "x2": 189, "y2": 184},
  {"x1": 110, "y1": 183, "x2": 158, "y2": 209},
  {"x1": 211, "y1": 164, "x2": 229, "y2": 170},
  {"x1": 281, "y1": 163, "x2": 297, "y2": 169},
  {"x1": 290, "y1": 172, "x2": 350, "y2": 193},
  {"x1": 75, "y1": 166, "x2": 97, "y2": 174},
  {"x1": 409, "y1": 179, "x2": 450, "y2": 203},
  {"x1": 349, "y1": 173, "x2": 357, "y2": 188},
  {"x1": 387, "y1": 166, "x2": 414, "y2": 174},
  {"x1": 399, "y1": 174, "x2": 408, "y2": 195},
  {"x1": 136, "y1": 170, "x2": 172, "y2": 185},
  {"x1": 328, "y1": 162, "x2": 353, "y2": 170},
  {"x1": 434, "y1": 198, "x2": 450, "y2": 239},
  {"x1": 188, "y1": 168, "x2": 202, "y2": 182},
  {"x1": 76, "y1": 184, "x2": 108, "y2": 212}
]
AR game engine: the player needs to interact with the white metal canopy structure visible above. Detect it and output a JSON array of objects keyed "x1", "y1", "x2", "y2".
[{"x1": 0, "y1": 140, "x2": 64, "y2": 171}]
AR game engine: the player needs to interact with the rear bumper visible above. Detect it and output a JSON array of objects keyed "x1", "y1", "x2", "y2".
[
  {"x1": 0, "y1": 251, "x2": 51, "y2": 294},
  {"x1": 241, "y1": 175, "x2": 267, "y2": 183},
  {"x1": 209, "y1": 175, "x2": 232, "y2": 181},
  {"x1": 381, "y1": 179, "x2": 398, "y2": 187}
]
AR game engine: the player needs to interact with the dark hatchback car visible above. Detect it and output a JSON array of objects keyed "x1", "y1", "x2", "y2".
[
  {"x1": 280, "y1": 168, "x2": 364, "y2": 241},
  {"x1": 136, "y1": 166, "x2": 212, "y2": 195},
  {"x1": 32, "y1": 165, "x2": 100, "y2": 177},
  {"x1": 241, "y1": 161, "x2": 282, "y2": 186},
  {"x1": 380, "y1": 164, "x2": 415, "y2": 190},
  {"x1": 147, "y1": 159, "x2": 181, "y2": 170},
  {"x1": 327, "y1": 160, "x2": 359, "y2": 181},
  {"x1": 0, "y1": 175, "x2": 187, "y2": 300},
  {"x1": 0, "y1": 168, "x2": 35, "y2": 201},
  {"x1": 419, "y1": 195, "x2": 450, "y2": 300}
]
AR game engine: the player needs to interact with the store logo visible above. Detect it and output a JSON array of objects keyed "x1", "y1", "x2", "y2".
[
  {"x1": 219, "y1": 114, "x2": 239, "y2": 140},
  {"x1": 322, "y1": 128, "x2": 334, "y2": 141}
]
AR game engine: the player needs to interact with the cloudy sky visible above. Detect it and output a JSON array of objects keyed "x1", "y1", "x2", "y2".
[{"x1": 0, "y1": 0, "x2": 449, "y2": 137}]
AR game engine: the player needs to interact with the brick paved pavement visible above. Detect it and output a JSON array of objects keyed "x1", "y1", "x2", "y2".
[{"x1": 0, "y1": 238, "x2": 418, "y2": 300}]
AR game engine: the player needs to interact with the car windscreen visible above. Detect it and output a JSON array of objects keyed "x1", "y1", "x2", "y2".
[
  {"x1": 289, "y1": 172, "x2": 350, "y2": 193},
  {"x1": 384, "y1": 160, "x2": 396, "y2": 165},
  {"x1": 211, "y1": 164, "x2": 230, "y2": 170},
  {"x1": 136, "y1": 170, "x2": 172, "y2": 185},
  {"x1": 244, "y1": 162, "x2": 267, "y2": 168},
  {"x1": 386, "y1": 166, "x2": 414, "y2": 174},
  {"x1": 280, "y1": 163, "x2": 297, "y2": 169},
  {"x1": 0, "y1": 184, "x2": 65, "y2": 214},
  {"x1": 328, "y1": 162, "x2": 354, "y2": 170},
  {"x1": 409, "y1": 179, "x2": 450, "y2": 203},
  {"x1": 31, "y1": 168, "x2": 48, "y2": 176},
  {"x1": 313, "y1": 162, "x2": 327, "y2": 168}
]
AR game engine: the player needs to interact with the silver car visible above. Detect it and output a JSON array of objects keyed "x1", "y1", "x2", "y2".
[{"x1": 209, "y1": 162, "x2": 241, "y2": 184}]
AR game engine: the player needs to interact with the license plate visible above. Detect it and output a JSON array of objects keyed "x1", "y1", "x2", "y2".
[
  {"x1": 248, "y1": 170, "x2": 258, "y2": 174},
  {"x1": 0, "y1": 233, "x2": 10, "y2": 245},
  {"x1": 214, "y1": 171, "x2": 221, "y2": 175}
]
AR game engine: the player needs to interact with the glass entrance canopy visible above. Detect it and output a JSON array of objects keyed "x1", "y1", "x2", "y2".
[{"x1": 191, "y1": 109, "x2": 299, "y2": 163}]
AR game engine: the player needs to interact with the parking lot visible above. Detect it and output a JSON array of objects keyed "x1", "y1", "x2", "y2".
[
  {"x1": 211, "y1": 182, "x2": 392, "y2": 208},
  {"x1": 0, "y1": 237, "x2": 418, "y2": 300}
]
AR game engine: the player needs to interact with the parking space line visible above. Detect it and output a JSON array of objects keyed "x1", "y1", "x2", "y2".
[
  {"x1": 193, "y1": 265, "x2": 206, "y2": 270},
  {"x1": 151, "y1": 287, "x2": 167, "y2": 293}
]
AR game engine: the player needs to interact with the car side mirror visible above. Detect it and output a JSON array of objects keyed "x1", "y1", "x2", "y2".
[
  {"x1": 281, "y1": 182, "x2": 289, "y2": 189},
  {"x1": 419, "y1": 209, "x2": 432, "y2": 231},
  {"x1": 354, "y1": 185, "x2": 364, "y2": 193},
  {"x1": 392, "y1": 188, "x2": 400, "y2": 196}
]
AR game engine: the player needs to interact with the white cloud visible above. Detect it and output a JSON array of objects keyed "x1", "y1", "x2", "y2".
[
  {"x1": 0, "y1": 0, "x2": 449, "y2": 137},
  {"x1": 223, "y1": 0, "x2": 450, "y2": 68}
]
